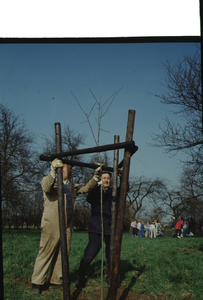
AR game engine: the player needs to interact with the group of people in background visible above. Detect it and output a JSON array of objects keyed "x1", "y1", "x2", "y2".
[
  {"x1": 171, "y1": 216, "x2": 194, "y2": 238},
  {"x1": 131, "y1": 216, "x2": 197, "y2": 240},
  {"x1": 131, "y1": 219, "x2": 163, "y2": 238}
]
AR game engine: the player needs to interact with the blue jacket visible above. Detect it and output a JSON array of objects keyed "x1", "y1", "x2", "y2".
[{"x1": 87, "y1": 185, "x2": 119, "y2": 235}]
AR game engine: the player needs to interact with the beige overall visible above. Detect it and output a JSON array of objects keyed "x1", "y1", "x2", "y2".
[{"x1": 31, "y1": 173, "x2": 97, "y2": 285}]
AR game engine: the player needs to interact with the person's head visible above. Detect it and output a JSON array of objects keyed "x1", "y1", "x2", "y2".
[
  {"x1": 62, "y1": 164, "x2": 73, "y2": 181},
  {"x1": 101, "y1": 172, "x2": 111, "y2": 189}
]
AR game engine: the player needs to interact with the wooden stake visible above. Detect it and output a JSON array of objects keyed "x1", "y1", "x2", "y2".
[
  {"x1": 55, "y1": 122, "x2": 70, "y2": 300},
  {"x1": 108, "y1": 135, "x2": 119, "y2": 288},
  {"x1": 107, "y1": 110, "x2": 136, "y2": 300}
]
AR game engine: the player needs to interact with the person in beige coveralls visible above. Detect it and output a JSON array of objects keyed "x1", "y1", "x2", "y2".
[{"x1": 31, "y1": 158, "x2": 102, "y2": 294}]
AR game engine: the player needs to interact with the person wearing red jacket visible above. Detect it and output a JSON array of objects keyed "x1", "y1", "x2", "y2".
[{"x1": 175, "y1": 220, "x2": 182, "y2": 238}]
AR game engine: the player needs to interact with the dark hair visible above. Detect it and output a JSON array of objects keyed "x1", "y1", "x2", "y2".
[{"x1": 102, "y1": 171, "x2": 112, "y2": 178}]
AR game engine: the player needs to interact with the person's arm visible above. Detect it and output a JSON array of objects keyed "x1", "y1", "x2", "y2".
[
  {"x1": 41, "y1": 158, "x2": 63, "y2": 193},
  {"x1": 41, "y1": 173, "x2": 55, "y2": 193},
  {"x1": 75, "y1": 165, "x2": 102, "y2": 194}
]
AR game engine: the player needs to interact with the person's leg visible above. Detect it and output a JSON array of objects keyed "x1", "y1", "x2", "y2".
[
  {"x1": 82, "y1": 233, "x2": 102, "y2": 264},
  {"x1": 104, "y1": 235, "x2": 110, "y2": 281},
  {"x1": 104, "y1": 235, "x2": 110, "y2": 264},
  {"x1": 76, "y1": 233, "x2": 102, "y2": 288},
  {"x1": 49, "y1": 243, "x2": 62, "y2": 285},
  {"x1": 49, "y1": 226, "x2": 72, "y2": 285},
  {"x1": 32, "y1": 221, "x2": 60, "y2": 286}
]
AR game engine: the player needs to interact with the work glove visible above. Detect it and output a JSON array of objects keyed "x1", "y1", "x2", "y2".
[
  {"x1": 51, "y1": 158, "x2": 63, "y2": 176},
  {"x1": 94, "y1": 163, "x2": 105, "y2": 179}
]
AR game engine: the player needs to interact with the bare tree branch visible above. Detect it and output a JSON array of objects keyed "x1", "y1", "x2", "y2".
[{"x1": 150, "y1": 48, "x2": 202, "y2": 164}]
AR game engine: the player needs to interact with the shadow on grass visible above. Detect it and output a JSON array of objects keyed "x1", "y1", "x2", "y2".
[
  {"x1": 117, "y1": 260, "x2": 146, "y2": 300},
  {"x1": 117, "y1": 277, "x2": 137, "y2": 300},
  {"x1": 70, "y1": 259, "x2": 145, "y2": 300},
  {"x1": 71, "y1": 287, "x2": 84, "y2": 300},
  {"x1": 70, "y1": 260, "x2": 104, "y2": 300}
]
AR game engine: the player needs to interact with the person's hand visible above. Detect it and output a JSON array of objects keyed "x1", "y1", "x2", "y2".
[
  {"x1": 118, "y1": 170, "x2": 123, "y2": 177},
  {"x1": 51, "y1": 158, "x2": 63, "y2": 174},
  {"x1": 74, "y1": 183, "x2": 84, "y2": 191},
  {"x1": 94, "y1": 163, "x2": 105, "y2": 178}
]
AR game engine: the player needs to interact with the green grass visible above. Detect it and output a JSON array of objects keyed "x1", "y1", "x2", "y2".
[{"x1": 2, "y1": 229, "x2": 203, "y2": 299}]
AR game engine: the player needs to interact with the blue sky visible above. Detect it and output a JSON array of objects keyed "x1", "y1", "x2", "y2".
[{"x1": 0, "y1": 42, "x2": 200, "y2": 187}]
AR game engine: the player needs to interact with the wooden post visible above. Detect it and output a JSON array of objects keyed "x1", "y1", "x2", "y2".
[
  {"x1": 39, "y1": 141, "x2": 138, "y2": 172},
  {"x1": 55, "y1": 122, "x2": 70, "y2": 300},
  {"x1": 108, "y1": 135, "x2": 119, "y2": 287},
  {"x1": 40, "y1": 143, "x2": 138, "y2": 173},
  {"x1": 40, "y1": 156, "x2": 121, "y2": 174},
  {"x1": 49, "y1": 141, "x2": 136, "y2": 158},
  {"x1": 107, "y1": 110, "x2": 136, "y2": 300}
]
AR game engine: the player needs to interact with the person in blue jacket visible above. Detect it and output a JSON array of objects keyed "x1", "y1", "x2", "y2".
[{"x1": 76, "y1": 170, "x2": 121, "y2": 288}]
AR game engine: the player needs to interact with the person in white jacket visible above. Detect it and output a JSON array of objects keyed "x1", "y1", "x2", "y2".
[
  {"x1": 137, "y1": 221, "x2": 141, "y2": 237},
  {"x1": 150, "y1": 221, "x2": 156, "y2": 238}
]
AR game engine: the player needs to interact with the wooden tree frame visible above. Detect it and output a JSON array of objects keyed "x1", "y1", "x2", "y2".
[{"x1": 39, "y1": 110, "x2": 137, "y2": 300}]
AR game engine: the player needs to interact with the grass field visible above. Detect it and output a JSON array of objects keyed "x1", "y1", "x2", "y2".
[{"x1": 2, "y1": 229, "x2": 203, "y2": 300}]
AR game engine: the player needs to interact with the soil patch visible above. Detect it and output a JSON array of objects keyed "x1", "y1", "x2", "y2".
[
  {"x1": 71, "y1": 286, "x2": 169, "y2": 300},
  {"x1": 25, "y1": 278, "x2": 173, "y2": 299}
]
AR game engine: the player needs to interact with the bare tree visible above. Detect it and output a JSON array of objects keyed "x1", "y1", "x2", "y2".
[
  {"x1": 179, "y1": 166, "x2": 203, "y2": 229},
  {"x1": 0, "y1": 104, "x2": 40, "y2": 227},
  {"x1": 149, "y1": 48, "x2": 203, "y2": 226},
  {"x1": 40, "y1": 124, "x2": 88, "y2": 180},
  {"x1": 126, "y1": 176, "x2": 165, "y2": 221},
  {"x1": 146, "y1": 206, "x2": 166, "y2": 223},
  {"x1": 154, "y1": 188, "x2": 188, "y2": 220},
  {"x1": 71, "y1": 87, "x2": 123, "y2": 147},
  {"x1": 151, "y1": 48, "x2": 202, "y2": 160},
  {"x1": 151, "y1": 169, "x2": 203, "y2": 227}
]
